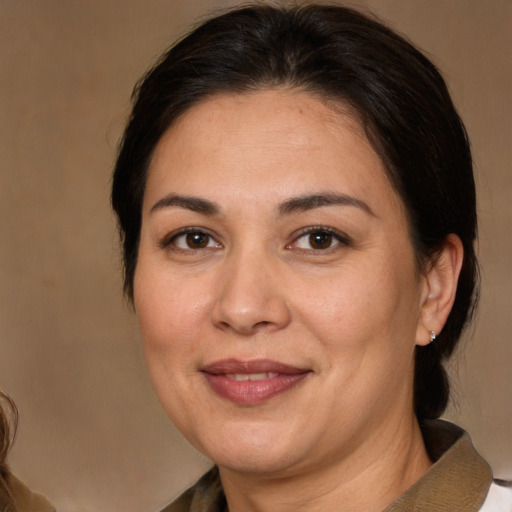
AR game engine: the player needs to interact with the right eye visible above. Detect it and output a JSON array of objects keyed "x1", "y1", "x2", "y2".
[{"x1": 168, "y1": 230, "x2": 221, "y2": 251}]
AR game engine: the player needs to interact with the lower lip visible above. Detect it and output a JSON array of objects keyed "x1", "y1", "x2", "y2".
[{"x1": 202, "y1": 372, "x2": 310, "y2": 405}]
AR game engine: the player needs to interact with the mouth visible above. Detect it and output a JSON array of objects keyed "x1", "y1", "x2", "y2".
[{"x1": 200, "y1": 359, "x2": 311, "y2": 405}]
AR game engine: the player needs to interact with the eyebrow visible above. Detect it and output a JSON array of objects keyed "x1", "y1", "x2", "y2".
[
  {"x1": 150, "y1": 194, "x2": 220, "y2": 215},
  {"x1": 278, "y1": 193, "x2": 374, "y2": 217},
  {"x1": 149, "y1": 192, "x2": 374, "y2": 217}
]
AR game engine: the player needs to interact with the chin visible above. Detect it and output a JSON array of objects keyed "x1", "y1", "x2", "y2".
[
  {"x1": 214, "y1": 448, "x2": 301, "y2": 476},
  {"x1": 190, "y1": 424, "x2": 303, "y2": 476}
]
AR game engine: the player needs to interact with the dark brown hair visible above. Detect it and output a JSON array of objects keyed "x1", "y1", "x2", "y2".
[
  {"x1": 112, "y1": 4, "x2": 478, "y2": 420},
  {"x1": 0, "y1": 392, "x2": 18, "y2": 511}
]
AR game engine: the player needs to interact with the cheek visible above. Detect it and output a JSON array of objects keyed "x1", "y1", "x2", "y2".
[
  {"x1": 133, "y1": 266, "x2": 210, "y2": 420},
  {"x1": 290, "y1": 256, "x2": 421, "y2": 354},
  {"x1": 133, "y1": 264, "x2": 209, "y2": 362}
]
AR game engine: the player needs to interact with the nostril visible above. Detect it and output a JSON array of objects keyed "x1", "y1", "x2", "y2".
[{"x1": 252, "y1": 320, "x2": 274, "y2": 331}]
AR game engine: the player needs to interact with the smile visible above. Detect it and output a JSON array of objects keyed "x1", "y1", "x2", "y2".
[
  {"x1": 201, "y1": 359, "x2": 311, "y2": 405},
  {"x1": 226, "y1": 372, "x2": 278, "y2": 381}
]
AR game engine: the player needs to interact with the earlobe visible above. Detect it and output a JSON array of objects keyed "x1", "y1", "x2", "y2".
[{"x1": 416, "y1": 234, "x2": 464, "y2": 346}]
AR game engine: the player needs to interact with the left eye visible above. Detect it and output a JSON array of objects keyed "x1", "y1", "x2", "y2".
[
  {"x1": 293, "y1": 230, "x2": 345, "y2": 250},
  {"x1": 172, "y1": 231, "x2": 220, "y2": 250}
]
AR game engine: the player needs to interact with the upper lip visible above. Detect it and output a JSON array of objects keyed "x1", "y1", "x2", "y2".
[{"x1": 201, "y1": 358, "x2": 309, "y2": 375}]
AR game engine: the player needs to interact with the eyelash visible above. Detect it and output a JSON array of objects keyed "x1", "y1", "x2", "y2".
[
  {"x1": 160, "y1": 226, "x2": 351, "y2": 253},
  {"x1": 160, "y1": 228, "x2": 221, "y2": 251},
  {"x1": 287, "y1": 226, "x2": 351, "y2": 252}
]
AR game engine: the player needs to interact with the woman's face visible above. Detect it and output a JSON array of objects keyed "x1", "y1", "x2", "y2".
[{"x1": 134, "y1": 90, "x2": 431, "y2": 476}]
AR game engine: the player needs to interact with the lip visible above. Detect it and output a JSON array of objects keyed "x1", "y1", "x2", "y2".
[{"x1": 201, "y1": 359, "x2": 311, "y2": 405}]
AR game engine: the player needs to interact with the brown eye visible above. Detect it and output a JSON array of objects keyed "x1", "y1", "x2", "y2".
[
  {"x1": 170, "y1": 231, "x2": 221, "y2": 250},
  {"x1": 186, "y1": 232, "x2": 210, "y2": 248},
  {"x1": 308, "y1": 232, "x2": 333, "y2": 249},
  {"x1": 291, "y1": 228, "x2": 349, "y2": 252}
]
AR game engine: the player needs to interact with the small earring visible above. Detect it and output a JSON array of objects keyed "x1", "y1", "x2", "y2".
[{"x1": 430, "y1": 331, "x2": 437, "y2": 343}]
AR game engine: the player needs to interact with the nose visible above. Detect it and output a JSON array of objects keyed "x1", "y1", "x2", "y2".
[{"x1": 211, "y1": 249, "x2": 291, "y2": 335}]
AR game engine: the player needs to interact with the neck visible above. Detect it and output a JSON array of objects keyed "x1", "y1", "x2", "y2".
[{"x1": 219, "y1": 415, "x2": 431, "y2": 512}]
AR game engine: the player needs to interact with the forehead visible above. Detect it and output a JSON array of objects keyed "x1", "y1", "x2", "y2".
[
  {"x1": 145, "y1": 89, "x2": 401, "y2": 214},
  {"x1": 156, "y1": 89, "x2": 365, "y2": 159}
]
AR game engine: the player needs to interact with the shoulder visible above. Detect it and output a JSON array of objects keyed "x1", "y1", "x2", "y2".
[
  {"x1": 160, "y1": 468, "x2": 225, "y2": 512},
  {"x1": 160, "y1": 485, "x2": 195, "y2": 512},
  {"x1": 6, "y1": 472, "x2": 56, "y2": 512},
  {"x1": 480, "y1": 480, "x2": 512, "y2": 512}
]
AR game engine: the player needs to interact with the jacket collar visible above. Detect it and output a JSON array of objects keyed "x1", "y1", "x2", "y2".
[{"x1": 384, "y1": 419, "x2": 492, "y2": 511}]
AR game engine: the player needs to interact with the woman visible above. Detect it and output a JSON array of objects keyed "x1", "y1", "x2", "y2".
[
  {"x1": 112, "y1": 4, "x2": 511, "y2": 511},
  {"x1": 0, "y1": 392, "x2": 55, "y2": 512}
]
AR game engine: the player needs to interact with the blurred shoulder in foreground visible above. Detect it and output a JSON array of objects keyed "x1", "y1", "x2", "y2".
[{"x1": 1, "y1": 391, "x2": 56, "y2": 512}]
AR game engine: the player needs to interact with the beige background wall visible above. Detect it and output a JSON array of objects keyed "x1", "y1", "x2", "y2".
[{"x1": 1, "y1": 1, "x2": 510, "y2": 511}]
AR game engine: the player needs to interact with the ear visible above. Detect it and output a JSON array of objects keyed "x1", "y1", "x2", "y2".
[{"x1": 416, "y1": 234, "x2": 464, "y2": 347}]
